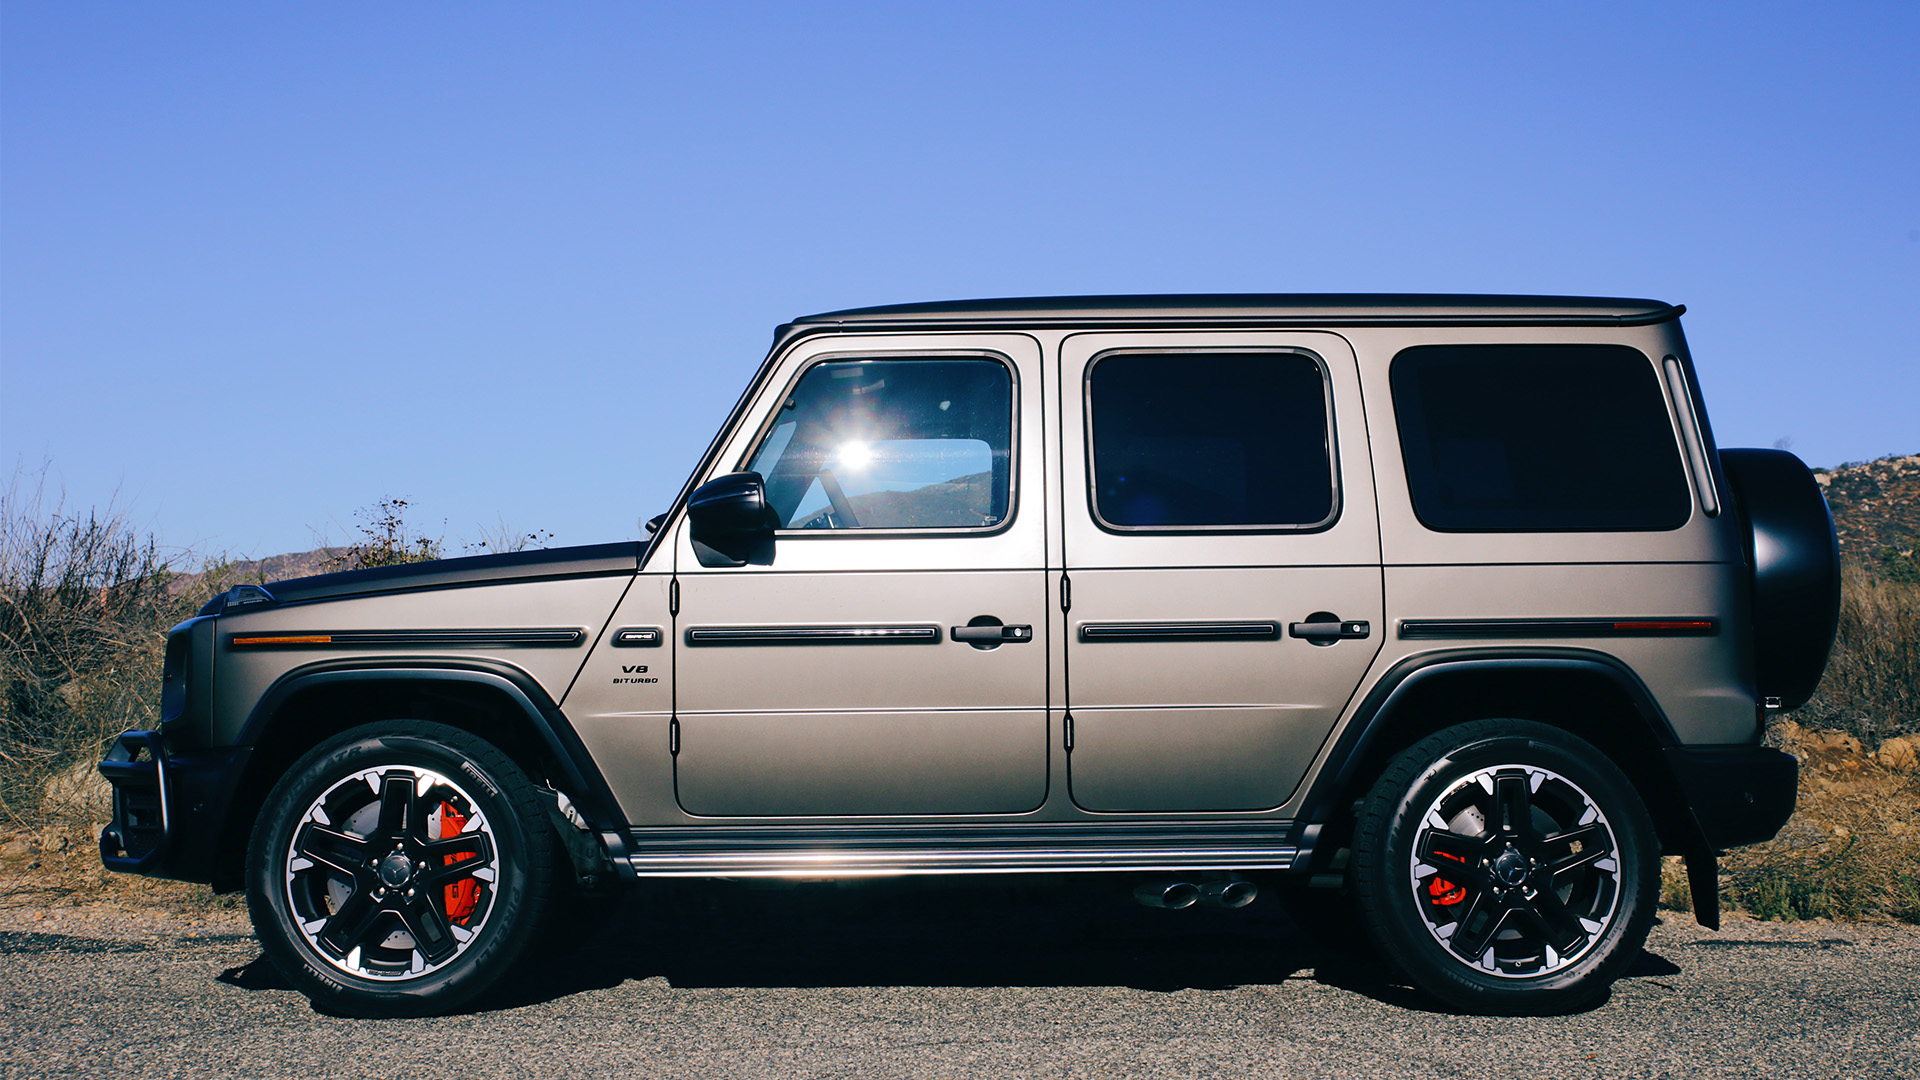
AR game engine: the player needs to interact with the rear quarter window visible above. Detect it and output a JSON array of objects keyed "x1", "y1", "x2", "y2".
[{"x1": 1390, "y1": 344, "x2": 1691, "y2": 532}]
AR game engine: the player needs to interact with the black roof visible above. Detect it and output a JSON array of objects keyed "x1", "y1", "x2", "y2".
[{"x1": 788, "y1": 294, "x2": 1680, "y2": 331}]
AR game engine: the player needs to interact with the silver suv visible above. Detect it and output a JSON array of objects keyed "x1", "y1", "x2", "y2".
[{"x1": 100, "y1": 295, "x2": 1839, "y2": 1016}]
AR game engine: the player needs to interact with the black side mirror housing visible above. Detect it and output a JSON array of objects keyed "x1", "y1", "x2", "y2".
[{"x1": 687, "y1": 472, "x2": 778, "y2": 567}]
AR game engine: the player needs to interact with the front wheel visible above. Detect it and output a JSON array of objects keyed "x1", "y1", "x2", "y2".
[
  {"x1": 1350, "y1": 719, "x2": 1658, "y2": 1014},
  {"x1": 246, "y1": 721, "x2": 561, "y2": 1017}
]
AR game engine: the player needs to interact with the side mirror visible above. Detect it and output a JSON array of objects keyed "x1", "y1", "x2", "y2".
[{"x1": 687, "y1": 472, "x2": 778, "y2": 567}]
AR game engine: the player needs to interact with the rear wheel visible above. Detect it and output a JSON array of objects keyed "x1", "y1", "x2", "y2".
[
  {"x1": 246, "y1": 721, "x2": 560, "y2": 1017},
  {"x1": 1351, "y1": 719, "x2": 1657, "y2": 1014}
]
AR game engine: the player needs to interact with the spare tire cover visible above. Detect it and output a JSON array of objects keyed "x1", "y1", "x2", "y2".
[{"x1": 1721, "y1": 448, "x2": 1841, "y2": 711}]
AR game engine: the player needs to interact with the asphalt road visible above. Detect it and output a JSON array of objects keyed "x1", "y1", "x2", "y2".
[{"x1": 4, "y1": 877, "x2": 1917, "y2": 1079}]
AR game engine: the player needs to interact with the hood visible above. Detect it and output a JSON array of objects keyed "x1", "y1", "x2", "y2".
[{"x1": 199, "y1": 541, "x2": 641, "y2": 615}]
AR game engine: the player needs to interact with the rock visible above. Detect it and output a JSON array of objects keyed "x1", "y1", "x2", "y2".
[{"x1": 1875, "y1": 736, "x2": 1917, "y2": 772}]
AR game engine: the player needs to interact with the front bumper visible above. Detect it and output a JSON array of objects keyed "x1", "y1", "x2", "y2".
[
  {"x1": 1665, "y1": 744, "x2": 1799, "y2": 851},
  {"x1": 98, "y1": 730, "x2": 251, "y2": 884}
]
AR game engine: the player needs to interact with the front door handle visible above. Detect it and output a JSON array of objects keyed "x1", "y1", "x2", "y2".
[
  {"x1": 1289, "y1": 616, "x2": 1370, "y2": 645},
  {"x1": 951, "y1": 622, "x2": 1033, "y2": 646}
]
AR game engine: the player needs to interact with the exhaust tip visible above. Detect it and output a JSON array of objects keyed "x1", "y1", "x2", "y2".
[
  {"x1": 1133, "y1": 881, "x2": 1200, "y2": 910},
  {"x1": 1198, "y1": 880, "x2": 1258, "y2": 909}
]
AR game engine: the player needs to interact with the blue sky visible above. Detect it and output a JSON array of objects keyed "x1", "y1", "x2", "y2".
[{"x1": 3, "y1": 2, "x2": 1915, "y2": 562}]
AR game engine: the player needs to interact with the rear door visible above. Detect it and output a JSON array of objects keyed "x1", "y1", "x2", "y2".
[
  {"x1": 1060, "y1": 332, "x2": 1383, "y2": 812},
  {"x1": 670, "y1": 334, "x2": 1050, "y2": 817}
]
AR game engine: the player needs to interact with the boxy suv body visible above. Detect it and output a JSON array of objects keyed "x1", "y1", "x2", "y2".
[{"x1": 100, "y1": 295, "x2": 1839, "y2": 1015}]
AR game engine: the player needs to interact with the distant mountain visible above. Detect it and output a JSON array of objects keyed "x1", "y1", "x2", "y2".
[
  {"x1": 167, "y1": 547, "x2": 344, "y2": 596},
  {"x1": 1815, "y1": 454, "x2": 1920, "y2": 558},
  {"x1": 844, "y1": 472, "x2": 998, "y2": 529}
]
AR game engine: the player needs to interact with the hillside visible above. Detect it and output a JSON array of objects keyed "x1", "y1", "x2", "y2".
[{"x1": 1815, "y1": 453, "x2": 1920, "y2": 565}]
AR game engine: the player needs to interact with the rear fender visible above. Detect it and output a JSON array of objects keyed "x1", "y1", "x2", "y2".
[{"x1": 1300, "y1": 650, "x2": 1725, "y2": 927}]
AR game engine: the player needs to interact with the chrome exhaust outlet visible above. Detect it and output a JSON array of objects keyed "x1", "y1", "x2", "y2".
[
  {"x1": 1132, "y1": 881, "x2": 1200, "y2": 910},
  {"x1": 1197, "y1": 879, "x2": 1258, "y2": 909}
]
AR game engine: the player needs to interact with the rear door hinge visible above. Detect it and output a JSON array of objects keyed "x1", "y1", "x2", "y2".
[
  {"x1": 1063, "y1": 712, "x2": 1074, "y2": 752},
  {"x1": 669, "y1": 577, "x2": 680, "y2": 617},
  {"x1": 669, "y1": 717, "x2": 680, "y2": 756},
  {"x1": 1060, "y1": 573, "x2": 1071, "y2": 613}
]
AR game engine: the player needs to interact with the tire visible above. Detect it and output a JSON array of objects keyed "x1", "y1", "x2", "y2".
[
  {"x1": 1351, "y1": 719, "x2": 1658, "y2": 1014},
  {"x1": 245, "y1": 721, "x2": 561, "y2": 1017}
]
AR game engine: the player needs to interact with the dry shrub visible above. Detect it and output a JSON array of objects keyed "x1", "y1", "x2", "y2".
[
  {"x1": 3, "y1": 478, "x2": 176, "y2": 825},
  {"x1": 0, "y1": 473, "x2": 242, "y2": 830},
  {"x1": 1786, "y1": 561, "x2": 1920, "y2": 743},
  {"x1": 324, "y1": 496, "x2": 444, "y2": 571}
]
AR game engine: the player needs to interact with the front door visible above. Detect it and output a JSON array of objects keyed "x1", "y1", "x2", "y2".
[
  {"x1": 671, "y1": 334, "x2": 1050, "y2": 817},
  {"x1": 1060, "y1": 332, "x2": 1383, "y2": 812}
]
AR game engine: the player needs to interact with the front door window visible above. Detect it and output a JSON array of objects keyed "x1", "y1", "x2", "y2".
[{"x1": 746, "y1": 358, "x2": 1013, "y2": 531}]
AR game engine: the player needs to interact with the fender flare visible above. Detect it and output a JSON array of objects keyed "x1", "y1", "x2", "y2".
[
  {"x1": 1297, "y1": 648, "x2": 1724, "y2": 927},
  {"x1": 238, "y1": 658, "x2": 629, "y2": 834}
]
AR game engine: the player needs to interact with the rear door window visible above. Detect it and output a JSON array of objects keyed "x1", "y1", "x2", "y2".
[
  {"x1": 1086, "y1": 351, "x2": 1337, "y2": 530},
  {"x1": 1390, "y1": 344, "x2": 1691, "y2": 532}
]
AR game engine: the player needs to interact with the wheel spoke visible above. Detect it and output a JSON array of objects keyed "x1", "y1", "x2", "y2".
[
  {"x1": 293, "y1": 823, "x2": 370, "y2": 876},
  {"x1": 317, "y1": 890, "x2": 384, "y2": 958},
  {"x1": 416, "y1": 835, "x2": 494, "y2": 890},
  {"x1": 1520, "y1": 885, "x2": 1592, "y2": 955},
  {"x1": 1419, "y1": 829, "x2": 1490, "y2": 883},
  {"x1": 376, "y1": 773, "x2": 416, "y2": 837},
  {"x1": 1494, "y1": 773, "x2": 1533, "y2": 840},
  {"x1": 396, "y1": 895, "x2": 459, "y2": 964},
  {"x1": 420, "y1": 831, "x2": 490, "y2": 863},
  {"x1": 1539, "y1": 823, "x2": 1613, "y2": 875},
  {"x1": 1445, "y1": 889, "x2": 1508, "y2": 963}
]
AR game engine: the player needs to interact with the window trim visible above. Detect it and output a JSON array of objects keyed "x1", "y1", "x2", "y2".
[
  {"x1": 1388, "y1": 343, "x2": 1695, "y2": 534},
  {"x1": 733, "y1": 350, "x2": 1023, "y2": 539},
  {"x1": 1082, "y1": 347, "x2": 1343, "y2": 535}
]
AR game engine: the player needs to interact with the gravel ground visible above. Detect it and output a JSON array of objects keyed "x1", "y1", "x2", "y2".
[{"x1": 3, "y1": 877, "x2": 1917, "y2": 1079}]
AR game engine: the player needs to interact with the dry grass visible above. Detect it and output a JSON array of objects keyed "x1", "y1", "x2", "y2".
[
  {"x1": 1788, "y1": 562, "x2": 1920, "y2": 745},
  {"x1": 1663, "y1": 721, "x2": 1920, "y2": 923},
  {"x1": 1721, "y1": 723, "x2": 1920, "y2": 922}
]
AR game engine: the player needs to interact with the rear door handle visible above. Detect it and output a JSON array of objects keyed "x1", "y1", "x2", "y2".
[
  {"x1": 951, "y1": 623, "x2": 1033, "y2": 644},
  {"x1": 1289, "y1": 618, "x2": 1370, "y2": 643}
]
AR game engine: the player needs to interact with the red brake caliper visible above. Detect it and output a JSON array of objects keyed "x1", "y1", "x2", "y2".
[
  {"x1": 436, "y1": 801, "x2": 480, "y2": 924},
  {"x1": 1428, "y1": 850, "x2": 1467, "y2": 907}
]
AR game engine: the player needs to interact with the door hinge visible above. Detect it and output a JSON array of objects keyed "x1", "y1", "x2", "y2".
[
  {"x1": 1063, "y1": 712, "x2": 1074, "y2": 751},
  {"x1": 1060, "y1": 574, "x2": 1071, "y2": 613},
  {"x1": 669, "y1": 717, "x2": 680, "y2": 755},
  {"x1": 669, "y1": 577, "x2": 680, "y2": 617}
]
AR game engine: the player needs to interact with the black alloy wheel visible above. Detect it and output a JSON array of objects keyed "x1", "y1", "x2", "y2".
[
  {"x1": 1351, "y1": 719, "x2": 1658, "y2": 1014},
  {"x1": 246, "y1": 721, "x2": 560, "y2": 1017}
]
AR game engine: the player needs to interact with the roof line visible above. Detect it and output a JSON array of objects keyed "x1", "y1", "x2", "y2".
[{"x1": 775, "y1": 304, "x2": 1686, "y2": 346}]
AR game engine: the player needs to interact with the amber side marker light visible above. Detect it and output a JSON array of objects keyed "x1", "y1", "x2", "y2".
[{"x1": 232, "y1": 634, "x2": 334, "y2": 646}]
